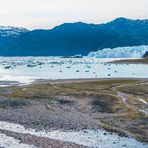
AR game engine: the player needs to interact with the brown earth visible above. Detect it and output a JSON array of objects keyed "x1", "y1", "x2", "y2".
[{"x1": 0, "y1": 79, "x2": 147, "y2": 145}]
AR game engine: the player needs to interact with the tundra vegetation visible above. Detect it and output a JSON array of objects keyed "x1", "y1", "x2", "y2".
[{"x1": 0, "y1": 79, "x2": 147, "y2": 143}]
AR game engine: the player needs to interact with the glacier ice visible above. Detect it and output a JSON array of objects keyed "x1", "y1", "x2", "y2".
[{"x1": 88, "y1": 45, "x2": 148, "y2": 58}]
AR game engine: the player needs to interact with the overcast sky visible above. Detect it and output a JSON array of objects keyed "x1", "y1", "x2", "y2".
[{"x1": 0, "y1": 0, "x2": 148, "y2": 30}]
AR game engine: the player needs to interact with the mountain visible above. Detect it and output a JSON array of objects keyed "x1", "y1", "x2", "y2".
[
  {"x1": 0, "y1": 26, "x2": 28, "y2": 37},
  {"x1": 0, "y1": 17, "x2": 148, "y2": 56},
  {"x1": 0, "y1": 26, "x2": 29, "y2": 54}
]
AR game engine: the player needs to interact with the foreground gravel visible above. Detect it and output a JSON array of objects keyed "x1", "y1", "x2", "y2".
[
  {"x1": 0, "y1": 129, "x2": 87, "y2": 148},
  {"x1": 0, "y1": 100, "x2": 99, "y2": 131}
]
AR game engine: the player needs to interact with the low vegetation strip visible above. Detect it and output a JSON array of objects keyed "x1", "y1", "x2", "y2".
[{"x1": 109, "y1": 58, "x2": 148, "y2": 64}]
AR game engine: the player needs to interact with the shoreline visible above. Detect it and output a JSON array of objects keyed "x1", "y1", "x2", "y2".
[
  {"x1": 108, "y1": 58, "x2": 148, "y2": 64},
  {"x1": 33, "y1": 77, "x2": 148, "y2": 84},
  {"x1": 1, "y1": 77, "x2": 148, "y2": 87}
]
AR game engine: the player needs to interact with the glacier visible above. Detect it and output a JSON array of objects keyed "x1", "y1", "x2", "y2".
[{"x1": 88, "y1": 45, "x2": 148, "y2": 58}]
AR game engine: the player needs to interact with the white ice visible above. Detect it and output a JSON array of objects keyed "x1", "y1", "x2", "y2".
[
  {"x1": 88, "y1": 45, "x2": 148, "y2": 58},
  {"x1": 0, "y1": 121, "x2": 147, "y2": 148}
]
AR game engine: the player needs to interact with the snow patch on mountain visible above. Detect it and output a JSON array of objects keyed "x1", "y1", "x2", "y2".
[
  {"x1": 0, "y1": 26, "x2": 28, "y2": 37},
  {"x1": 88, "y1": 45, "x2": 148, "y2": 58}
]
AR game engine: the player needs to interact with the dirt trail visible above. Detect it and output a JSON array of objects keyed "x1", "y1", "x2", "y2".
[{"x1": 111, "y1": 81, "x2": 148, "y2": 116}]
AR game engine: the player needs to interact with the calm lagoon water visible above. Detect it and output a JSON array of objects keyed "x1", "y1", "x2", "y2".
[{"x1": 0, "y1": 57, "x2": 147, "y2": 84}]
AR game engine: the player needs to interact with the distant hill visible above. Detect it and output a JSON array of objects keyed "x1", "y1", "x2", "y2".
[
  {"x1": 0, "y1": 26, "x2": 28, "y2": 47},
  {"x1": 0, "y1": 17, "x2": 148, "y2": 56}
]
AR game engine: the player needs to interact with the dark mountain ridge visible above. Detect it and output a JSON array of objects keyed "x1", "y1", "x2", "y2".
[{"x1": 0, "y1": 17, "x2": 148, "y2": 56}]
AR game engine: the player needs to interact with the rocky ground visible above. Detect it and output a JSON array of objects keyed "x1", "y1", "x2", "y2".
[{"x1": 0, "y1": 79, "x2": 147, "y2": 147}]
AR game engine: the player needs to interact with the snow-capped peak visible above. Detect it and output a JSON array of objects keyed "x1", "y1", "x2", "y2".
[{"x1": 0, "y1": 26, "x2": 29, "y2": 37}]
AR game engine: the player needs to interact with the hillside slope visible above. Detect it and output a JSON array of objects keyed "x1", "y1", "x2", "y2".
[{"x1": 0, "y1": 17, "x2": 148, "y2": 56}]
